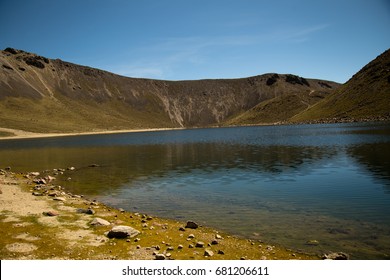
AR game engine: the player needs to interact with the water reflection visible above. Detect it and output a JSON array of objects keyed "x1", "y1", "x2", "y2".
[{"x1": 1, "y1": 122, "x2": 390, "y2": 259}]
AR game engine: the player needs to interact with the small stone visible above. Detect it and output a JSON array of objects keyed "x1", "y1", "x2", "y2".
[
  {"x1": 178, "y1": 245, "x2": 183, "y2": 249},
  {"x1": 188, "y1": 234, "x2": 195, "y2": 239},
  {"x1": 32, "y1": 192, "x2": 43, "y2": 196},
  {"x1": 166, "y1": 253, "x2": 171, "y2": 258},
  {"x1": 134, "y1": 238, "x2": 141, "y2": 242},
  {"x1": 189, "y1": 244, "x2": 194, "y2": 248},
  {"x1": 211, "y1": 240, "x2": 219, "y2": 245},
  {"x1": 107, "y1": 226, "x2": 140, "y2": 239},
  {"x1": 167, "y1": 246, "x2": 174, "y2": 251},
  {"x1": 240, "y1": 257, "x2": 246, "y2": 260},
  {"x1": 306, "y1": 240, "x2": 319, "y2": 246},
  {"x1": 179, "y1": 227, "x2": 186, "y2": 232},
  {"x1": 136, "y1": 245, "x2": 141, "y2": 249},
  {"x1": 215, "y1": 234, "x2": 223, "y2": 239},
  {"x1": 90, "y1": 218, "x2": 110, "y2": 226},
  {"x1": 68, "y1": 167, "x2": 75, "y2": 171},
  {"x1": 155, "y1": 245, "x2": 161, "y2": 250},
  {"x1": 204, "y1": 249, "x2": 214, "y2": 257},
  {"x1": 155, "y1": 254, "x2": 166, "y2": 260},
  {"x1": 217, "y1": 250, "x2": 225, "y2": 255},
  {"x1": 118, "y1": 208, "x2": 125, "y2": 213},
  {"x1": 322, "y1": 252, "x2": 349, "y2": 260},
  {"x1": 53, "y1": 197, "x2": 66, "y2": 202},
  {"x1": 195, "y1": 241, "x2": 204, "y2": 248},
  {"x1": 185, "y1": 221, "x2": 199, "y2": 229},
  {"x1": 44, "y1": 211, "x2": 59, "y2": 216},
  {"x1": 28, "y1": 172, "x2": 40, "y2": 177}
]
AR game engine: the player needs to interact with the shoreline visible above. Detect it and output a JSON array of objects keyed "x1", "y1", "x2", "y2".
[
  {"x1": 0, "y1": 127, "x2": 185, "y2": 140},
  {"x1": 0, "y1": 169, "x2": 322, "y2": 260},
  {"x1": 1, "y1": 117, "x2": 389, "y2": 141}
]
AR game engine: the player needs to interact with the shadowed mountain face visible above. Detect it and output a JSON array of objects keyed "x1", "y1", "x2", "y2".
[
  {"x1": 0, "y1": 48, "x2": 339, "y2": 133},
  {"x1": 291, "y1": 49, "x2": 390, "y2": 123}
]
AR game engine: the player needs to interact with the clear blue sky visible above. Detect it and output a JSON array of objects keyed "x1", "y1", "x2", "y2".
[{"x1": 1, "y1": 0, "x2": 389, "y2": 83}]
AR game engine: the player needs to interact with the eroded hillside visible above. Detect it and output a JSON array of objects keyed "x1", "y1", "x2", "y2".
[{"x1": 0, "y1": 48, "x2": 339, "y2": 132}]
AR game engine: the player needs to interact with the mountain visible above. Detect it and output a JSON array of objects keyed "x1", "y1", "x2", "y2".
[
  {"x1": 291, "y1": 49, "x2": 390, "y2": 123},
  {"x1": 1, "y1": 47, "x2": 339, "y2": 133}
]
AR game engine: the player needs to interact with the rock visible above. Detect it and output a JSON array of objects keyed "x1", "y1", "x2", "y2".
[
  {"x1": 185, "y1": 221, "x2": 199, "y2": 229},
  {"x1": 195, "y1": 241, "x2": 205, "y2": 248},
  {"x1": 43, "y1": 211, "x2": 59, "y2": 217},
  {"x1": 188, "y1": 234, "x2": 195, "y2": 239},
  {"x1": 211, "y1": 240, "x2": 219, "y2": 245},
  {"x1": 77, "y1": 208, "x2": 95, "y2": 215},
  {"x1": 179, "y1": 227, "x2": 186, "y2": 231},
  {"x1": 32, "y1": 192, "x2": 43, "y2": 196},
  {"x1": 215, "y1": 234, "x2": 223, "y2": 239},
  {"x1": 178, "y1": 244, "x2": 183, "y2": 250},
  {"x1": 53, "y1": 197, "x2": 66, "y2": 202},
  {"x1": 154, "y1": 245, "x2": 161, "y2": 250},
  {"x1": 217, "y1": 250, "x2": 225, "y2": 255},
  {"x1": 45, "y1": 175, "x2": 56, "y2": 182},
  {"x1": 33, "y1": 178, "x2": 47, "y2": 185},
  {"x1": 90, "y1": 218, "x2": 110, "y2": 226},
  {"x1": 67, "y1": 167, "x2": 75, "y2": 171},
  {"x1": 118, "y1": 208, "x2": 125, "y2": 213},
  {"x1": 28, "y1": 172, "x2": 40, "y2": 177},
  {"x1": 107, "y1": 226, "x2": 140, "y2": 239},
  {"x1": 188, "y1": 244, "x2": 194, "y2": 248},
  {"x1": 204, "y1": 249, "x2": 214, "y2": 257},
  {"x1": 165, "y1": 253, "x2": 171, "y2": 258},
  {"x1": 155, "y1": 254, "x2": 166, "y2": 260},
  {"x1": 306, "y1": 240, "x2": 320, "y2": 246},
  {"x1": 167, "y1": 246, "x2": 174, "y2": 251},
  {"x1": 322, "y1": 252, "x2": 349, "y2": 260}
]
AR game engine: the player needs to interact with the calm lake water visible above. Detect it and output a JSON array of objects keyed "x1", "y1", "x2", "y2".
[{"x1": 1, "y1": 122, "x2": 390, "y2": 259}]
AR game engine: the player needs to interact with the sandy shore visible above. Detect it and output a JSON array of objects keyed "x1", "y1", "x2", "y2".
[
  {"x1": 0, "y1": 127, "x2": 184, "y2": 140},
  {"x1": 0, "y1": 169, "x2": 319, "y2": 260}
]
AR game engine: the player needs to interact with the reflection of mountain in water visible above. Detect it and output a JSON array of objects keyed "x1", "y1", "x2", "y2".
[
  {"x1": 56, "y1": 143, "x2": 338, "y2": 196},
  {"x1": 348, "y1": 142, "x2": 390, "y2": 191}
]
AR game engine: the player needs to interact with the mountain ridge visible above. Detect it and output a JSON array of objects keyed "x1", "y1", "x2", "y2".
[{"x1": 1, "y1": 47, "x2": 388, "y2": 134}]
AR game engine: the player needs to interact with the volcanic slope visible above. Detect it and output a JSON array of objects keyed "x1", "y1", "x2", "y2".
[
  {"x1": 291, "y1": 48, "x2": 390, "y2": 123},
  {"x1": 0, "y1": 48, "x2": 339, "y2": 133}
]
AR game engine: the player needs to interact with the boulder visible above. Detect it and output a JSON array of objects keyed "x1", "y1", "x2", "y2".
[
  {"x1": 204, "y1": 249, "x2": 214, "y2": 257},
  {"x1": 185, "y1": 221, "x2": 199, "y2": 229},
  {"x1": 90, "y1": 218, "x2": 110, "y2": 226},
  {"x1": 107, "y1": 226, "x2": 140, "y2": 239}
]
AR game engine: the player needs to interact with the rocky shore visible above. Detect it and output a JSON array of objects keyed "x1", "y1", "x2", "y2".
[{"x1": 0, "y1": 168, "x2": 326, "y2": 260}]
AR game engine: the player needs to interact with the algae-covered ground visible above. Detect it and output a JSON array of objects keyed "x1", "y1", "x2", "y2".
[{"x1": 0, "y1": 170, "x2": 318, "y2": 260}]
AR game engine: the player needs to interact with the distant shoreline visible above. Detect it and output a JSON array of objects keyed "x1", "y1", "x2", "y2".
[
  {"x1": 1, "y1": 117, "x2": 389, "y2": 141},
  {"x1": 0, "y1": 127, "x2": 185, "y2": 140}
]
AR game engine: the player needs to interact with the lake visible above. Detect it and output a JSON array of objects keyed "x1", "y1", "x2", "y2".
[{"x1": 1, "y1": 122, "x2": 390, "y2": 259}]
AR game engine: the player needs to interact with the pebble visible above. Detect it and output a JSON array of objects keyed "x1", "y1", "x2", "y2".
[
  {"x1": 188, "y1": 234, "x2": 195, "y2": 239},
  {"x1": 167, "y1": 246, "x2": 174, "y2": 251},
  {"x1": 178, "y1": 245, "x2": 183, "y2": 249},
  {"x1": 90, "y1": 218, "x2": 110, "y2": 226},
  {"x1": 166, "y1": 253, "x2": 172, "y2": 258},
  {"x1": 155, "y1": 254, "x2": 166, "y2": 260},
  {"x1": 189, "y1": 244, "x2": 194, "y2": 248},
  {"x1": 179, "y1": 227, "x2": 186, "y2": 232},
  {"x1": 185, "y1": 221, "x2": 199, "y2": 229},
  {"x1": 218, "y1": 250, "x2": 225, "y2": 255},
  {"x1": 215, "y1": 234, "x2": 223, "y2": 239},
  {"x1": 195, "y1": 241, "x2": 205, "y2": 248},
  {"x1": 204, "y1": 249, "x2": 214, "y2": 257},
  {"x1": 44, "y1": 211, "x2": 59, "y2": 216},
  {"x1": 211, "y1": 240, "x2": 219, "y2": 245}
]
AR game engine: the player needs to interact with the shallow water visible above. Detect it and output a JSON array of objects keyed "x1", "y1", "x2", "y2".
[{"x1": 1, "y1": 122, "x2": 390, "y2": 259}]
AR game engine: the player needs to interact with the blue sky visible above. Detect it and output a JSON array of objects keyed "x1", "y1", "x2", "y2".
[{"x1": 0, "y1": 0, "x2": 389, "y2": 83}]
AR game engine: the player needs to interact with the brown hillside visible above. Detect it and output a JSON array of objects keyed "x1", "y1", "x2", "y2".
[
  {"x1": 291, "y1": 48, "x2": 390, "y2": 123},
  {"x1": 0, "y1": 48, "x2": 339, "y2": 132}
]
